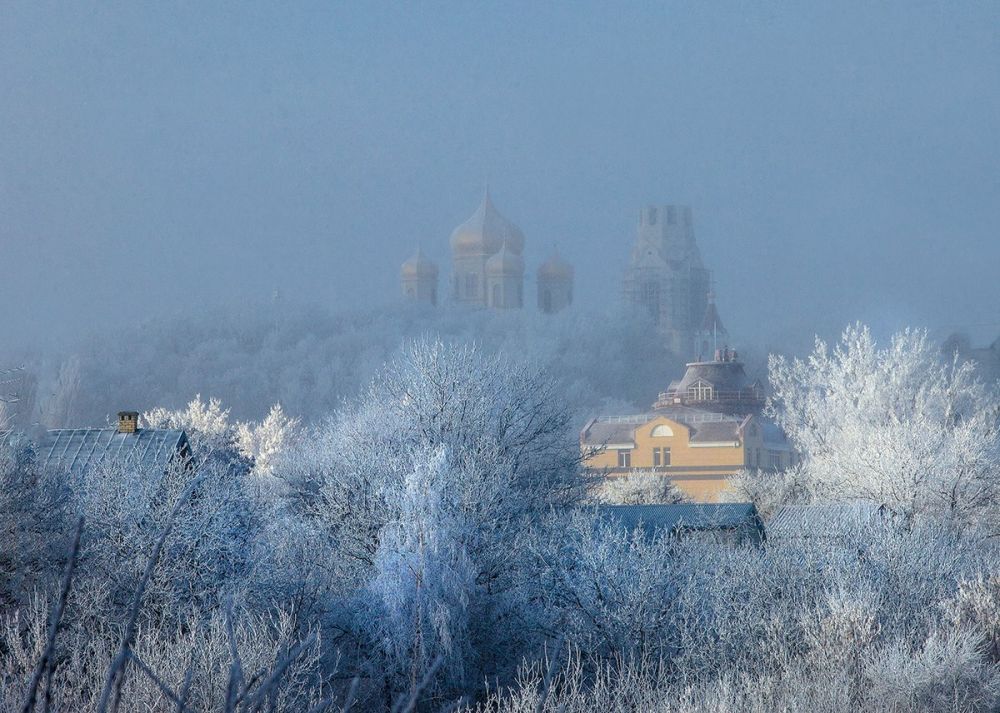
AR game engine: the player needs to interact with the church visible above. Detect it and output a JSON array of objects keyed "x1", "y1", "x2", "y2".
[
  {"x1": 400, "y1": 189, "x2": 574, "y2": 313},
  {"x1": 623, "y1": 205, "x2": 713, "y2": 358}
]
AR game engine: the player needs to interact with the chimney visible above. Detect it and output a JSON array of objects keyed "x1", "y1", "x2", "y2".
[{"x1": 118, "y1": 411, "x2": 139, "y2": 434}]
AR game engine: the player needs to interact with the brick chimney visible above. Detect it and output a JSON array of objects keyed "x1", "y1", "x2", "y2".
[{"x1": 117, "y1": 411, "x2": 139, "y2": 434}]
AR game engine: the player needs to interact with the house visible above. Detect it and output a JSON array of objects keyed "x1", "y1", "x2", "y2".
[
  {"x1": 581, "y1": 350, "x2": 796, "y2": 502},
  {"x1": 33, "y1": 411, "x2": 192, "y2": 477},
  {"x1": 596, "y1": 502, "x2": 765, "y2": 545}
]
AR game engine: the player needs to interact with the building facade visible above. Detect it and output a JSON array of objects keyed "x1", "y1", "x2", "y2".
[
  {"x1": 623, "y1": 205, "x2": 711, "y2": 357},
  {"x1": 582, "y1": 350, "x2": 795, "y2": 502},
  {"x1": 449, "y1": 189, "x2": 526, "y2": 308}
]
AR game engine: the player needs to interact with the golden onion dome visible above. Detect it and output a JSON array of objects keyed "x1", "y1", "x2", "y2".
[
  {"x1": 449, "y1": 189, "x2": 525, "y2": 257},
  {"x1": 537, "y1": 251, "x2": 573, "y2": 280},
  {"x1": 485, "y1": 242, "x2": 525, "y2": 276},
  {"x1": 400, "y1": 248, "x2": 438, "y2": 279}
]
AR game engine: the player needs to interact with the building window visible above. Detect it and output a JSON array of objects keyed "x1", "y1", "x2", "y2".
[
  {"x1": 662, "y1": 447, "x2": 671, "y2": 466},
  {"x1": 492, "y1": 284, "x2": 501, "y2": 307},
  {"x1": 687, "y1": 381, "x2": 713, "y2": 401},
  {"x1": 653, "y1": 448, "x2": 661, "y2": 467},
  {"x1": 617, "y1": 449, "x2": 631, "y2": 468},
  {"x1": 769, "y1": 451, "x2": 781, "y2": 469},
  {"x1": 465, "y1": 273, "x2": 478, "y2": 298},
  {"x1": 651, "y1": 424, "x2": 674, "y2": 437}
]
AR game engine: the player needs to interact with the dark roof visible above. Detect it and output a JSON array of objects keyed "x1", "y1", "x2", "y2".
[
  {"x1": 597, "y1": 502, "x2": 763, "y2": 539},
  {"x1": 687, "y1": 419, "x2": 741, "y2": 444},
  {"x1": 35, "y1": 428, "x2": 190, "y2": 477},
  {"x1": 580, "y1": 418, "x2": 642, "y2": 447},
  {"x1": 672, "y1": 360, "x2": 756, "y2": 394}
]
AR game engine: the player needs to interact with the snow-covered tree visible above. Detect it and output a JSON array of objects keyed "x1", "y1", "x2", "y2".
[
  {"x1": 768, "y1": 324, "x2": 1000, "y2": 523},
  {"x1": 367, "y1": 447, "x2": 477, "y2": 700},
  {"x1": 236, "y1": 403, "x2": 301, "y2": 480},
  {"x1": 591, "y1": 470, "x2": 689, "y2": 505}
]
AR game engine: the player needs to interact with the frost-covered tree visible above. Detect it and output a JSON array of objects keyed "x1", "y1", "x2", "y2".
[
  {"x1": 367, "y1": 447, "x2": 477, "y2": 701},
  {"x1": 235, "y1": 403, "x2": 301, "y2": 480},
  {"x1": 768, "y1": 324, "x2": 1000, "y2": 522},
  {"x1": 591, "y1": 470, "x2": 689, "y2": 505}
]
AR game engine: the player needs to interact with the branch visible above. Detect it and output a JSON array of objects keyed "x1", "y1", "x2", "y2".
[{"x1": 19, "y1": 516, "x2": 84, "y2": 713}]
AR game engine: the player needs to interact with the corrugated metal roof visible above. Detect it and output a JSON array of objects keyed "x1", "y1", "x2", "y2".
[
  {"x1": 597, "y1": 502, "x2": 763, "y2": 539},
  {"x1": 36, "y1": 428, "x2": 189, "y2": 477},
  {"x1": 767, "y1": 502, "x2": 883, "y2": 540}
]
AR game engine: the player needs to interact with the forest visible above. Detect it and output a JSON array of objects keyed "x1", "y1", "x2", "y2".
[{"x1": 3, "y1": 308, "x2": 1000, "y2": 712}]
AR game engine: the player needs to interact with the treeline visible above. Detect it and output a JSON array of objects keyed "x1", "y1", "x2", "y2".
[
  {"x1": 2, "y1": 301, "x2": 686, "y2": 429},
  {"x1": 2, "y1": 326, "x2": 999, "y2": 711}
]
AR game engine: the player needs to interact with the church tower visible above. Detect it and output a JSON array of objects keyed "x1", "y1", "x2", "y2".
[
  {"x1": 485, "y1": 240, "x2": 524, "y2": 309},
  {"x1": 537, "y1": 250, "x2": 573, "y2": 314},
  {"x1": 695, "y1": 289, "x2": 728, "y2": 361},
  {"x1": 449, "y1": 189, "x2": 525, "y2": 308},
  {"x1": 400, "y1": 248, "x2": 439, "y2": 306},
  {"x1": 623, "y1": 205, "x2": 710, "y2": 356}
]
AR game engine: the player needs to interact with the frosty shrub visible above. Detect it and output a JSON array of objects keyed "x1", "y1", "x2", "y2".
[
  {"x1": 769, "y1": 324, "x2": 1000, "y2": 523},
  {"x1": 591, "y1": 470, "x2": 689, "y2": 505}
]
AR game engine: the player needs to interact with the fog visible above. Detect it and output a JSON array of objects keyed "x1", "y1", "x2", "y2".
[{"x1": 2, "y1": 2, "x2": 999, "y2": 355}]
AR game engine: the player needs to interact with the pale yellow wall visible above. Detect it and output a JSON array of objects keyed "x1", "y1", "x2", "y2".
[{"x1": 582, "y1": 414, "x2": 798, "y2": 502}]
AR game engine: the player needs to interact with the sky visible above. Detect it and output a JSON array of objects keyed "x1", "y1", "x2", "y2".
[{"x1": 2, "y1": 1, "x2": 998, "y2": 352}]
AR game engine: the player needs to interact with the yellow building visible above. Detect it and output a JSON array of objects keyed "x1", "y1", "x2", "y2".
[{"x1": 581, "y1": 349, "x2": 795, "y2": 502}]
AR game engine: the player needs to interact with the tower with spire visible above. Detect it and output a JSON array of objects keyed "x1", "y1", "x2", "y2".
[
  {"x1": 622, "y1": 205, "x2": 711, "y2": 357},
  {"x1": 695, "y1": 287, "x2": 728, "y2": 360}
]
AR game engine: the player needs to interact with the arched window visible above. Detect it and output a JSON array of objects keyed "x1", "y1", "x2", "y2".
[
  {"x1": 687, "y1": 380, "x2": 714, "y2": 401},
  {"x1": 651, "y1": 424, "x2": 674, "y2": 438}
]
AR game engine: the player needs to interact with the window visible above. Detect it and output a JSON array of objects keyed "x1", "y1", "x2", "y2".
[
  {"x1": 662, "y1": 447, "x2": 671, "y2": 466},
  {"x1": 617, "y1": 449, "x2": 631, "y2": 468},
  {"x1": 769, "y1": 451, "x2": 781, "y2": 469},
  {"x1": 492, "y1": 284, "x2": 501, "y2": 307},
  {"x1": 687, "y1": 381, "x2": 714, "y2": 401},
  {"x1": 465, "y1": 273, "x2": 478, "y2": 298},
  {"x1": 653, "y1": 448, "x2": 661, "y2": 467},
  {"x1": 651, "y1": 424, "x2": 674, "y2": 438}
]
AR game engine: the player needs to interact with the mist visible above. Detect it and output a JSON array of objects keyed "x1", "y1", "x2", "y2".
[{"x1": 2, "y1": 1, "x2": 998, "y2": 356}]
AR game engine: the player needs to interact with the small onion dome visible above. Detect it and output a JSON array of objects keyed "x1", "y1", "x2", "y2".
[
  {"x1": 401, "y1": 248, "x2": 438, "y2": 279},
  {"x1": 449, "y1": 189, "x2": 526, "y2": 257},
  {"x1": 485, "y1": 242, "x2": 525, "y2": 276},
  {"x1": 537, "y1": 252, "x2": 573, "y2": 281}
]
